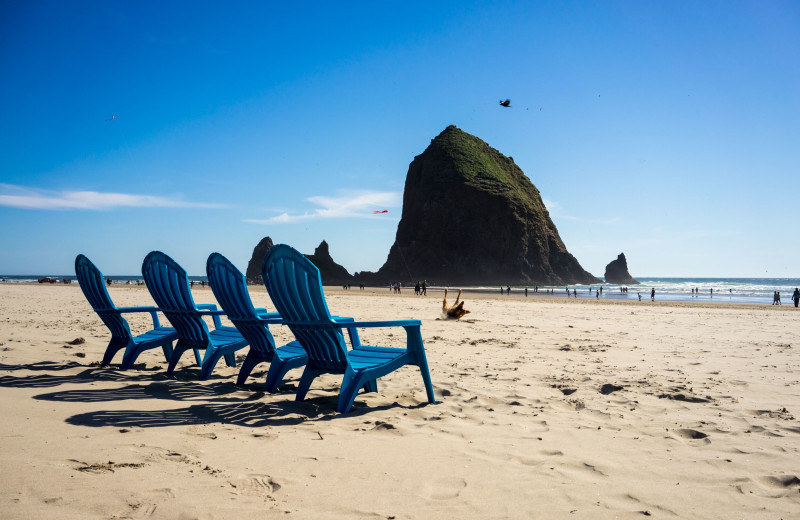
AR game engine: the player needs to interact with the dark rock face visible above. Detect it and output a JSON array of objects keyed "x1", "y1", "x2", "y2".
[
  {"x1": 374, "y1": 125, "x2": 599, "y2": 286},
  {"x1": 245, "y1": 236, "x2": 274, "y2": 284},
  {"x1": 247, "y1": 237, "x2": 354, "y2": 286},
  {"x1": 304, "y1": 240, "x2": 354, "y2": 286},
  {"x1": 604, "y1": 253, "x2": 639, "y2": 284}
]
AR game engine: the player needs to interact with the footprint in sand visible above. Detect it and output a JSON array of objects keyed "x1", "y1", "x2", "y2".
[
  {"x1": 371, "y1": 420, "x2": 397, "y2": 431},
  {"x1": 734, "y1": 475, "x2": 800, "y2": 498},
  {"x1": 72, "y1": 460, "x2": 146, "y2": 474},
  {"x1": 671, "y1": 428, "x2": 710, "y2": 444},
  {"x1": 756, "y1": 475, "x2": 800, "y2": 488},
  {"x1": 600, "y1": 384, "x2": 623, "y2": 395},
  {"x1": 228, "y1": 475, "x2": 282, "y2": 496},
  {"x1": 422, "y1": 477, "x2": 467, "y2": 500}
]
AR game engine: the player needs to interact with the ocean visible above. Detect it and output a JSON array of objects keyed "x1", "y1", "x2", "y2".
[
  {"x1": 503, "y1": 277, "x2": 800, "y2": 305},
  {"x1": 2, "y1": 275, "x2": 799, "y2": 306}
]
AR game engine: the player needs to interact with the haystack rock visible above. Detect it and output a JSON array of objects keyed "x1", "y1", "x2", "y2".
[
  {"x1": 374, "y1": 125, "x2": 599, "y2": 285},
  {"x1": 246, "y1": 237, "x2": 354, "y2": 286},
  {"x1": 604, "y1": 253, "x2": 639, "y2": 285}
]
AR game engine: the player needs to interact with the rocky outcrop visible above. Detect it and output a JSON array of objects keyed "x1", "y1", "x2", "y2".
[
  {"x1": 373, "y1": 125, "x2": 599, "y2": 286},
  {"x1": 304, "y1": 240, "x2": 354, "y2": 286},
  {"x1": 246, "y1": 237, "x2": 354, "y2": 286},
  {"x1": 245, "y1": 236, "x2": 274, "y2": 284},
  {"x1": 604, "y1": 253, "x2": 639, "y2": 284}
]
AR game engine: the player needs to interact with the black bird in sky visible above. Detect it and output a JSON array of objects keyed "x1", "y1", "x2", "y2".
[{"x1": 499, "y1": 99, "x2": 511, "y2": 107}]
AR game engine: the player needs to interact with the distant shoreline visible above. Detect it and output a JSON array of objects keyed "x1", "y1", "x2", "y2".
[{"x1": 5, "y1": 271, "x2": 799, "y2": 307}]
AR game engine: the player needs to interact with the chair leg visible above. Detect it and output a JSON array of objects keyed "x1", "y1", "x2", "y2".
[
  {"x1": 223, "y1": 352, "x2": 237, "y2": 367},
  {"x1": 296, "y1": 367, "x2": 322, "y2": 401},
  {"x1": 167, "y1": 344, "x2": 194, "y2": 375},
  {"x1": 192, "y1": 348, "x2": 202, "y2": 366},
  {"x1": 264, "y1": 360, "x2": 292, "y2": 393},
  {"x1": 236, "y1": 350, "x2": 264, "y2": 386},
  {"x1": 407, "y1": 326, "x2": 437, "y2": 404},
  {"x1": 337, "y1": 367, "x2": 365, "y2": 413},
  {"x1": 161, "y1": 343, "x2": 173, "y2": 363},
  {"x1": 101, "y1": 340, "x2": 125, "y2": 366},
  {"x1": 199, "y1": 348, "x2": 224, "y2": 380},
  {"x1": 362, "y1": 379, "x2": 378, "y2": 393},
  {"x1": 418, "y1": 364, "x2": 436, "y2": 404},
  {"x1": 120, "y1": 344, "x2": 144, "y2": 369}
]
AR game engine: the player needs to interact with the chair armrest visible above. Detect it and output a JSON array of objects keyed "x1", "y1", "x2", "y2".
[
  {"x1": 331, "y1": 316, "x2": 384, "y2": 349},
  {"x1": 196, "y1": 303, "x2": 222, "y2": 328},
  {"x1": 333, "y1": 319, "x2": 422, "y2": 328},
  {"x1": 336, "y1": 320, "x2": 427, "y2": 359},
  {"x1": 256, "y1": 312, "x2": 284, "y2": 325},
  {"x1": 116, "y1": 306, "x2": 163, "y2": 328},
  {"x1": 116, "y1": 306, "x2": 161, "y2": 313}
]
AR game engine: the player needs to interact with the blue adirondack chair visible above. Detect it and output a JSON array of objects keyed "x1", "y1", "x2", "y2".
[
  {"x1": 142, "y1": 251, "x2": 248, "y2": 379},
  {"x1": 74, "y1": 254, "x2": 177, "y2": 368},
  {"x1": 261, "y1": 244, "x2": 436, "y2": 413},
  {"x1": 206, "y1": 252, "x2": 308, "y2": 391}
]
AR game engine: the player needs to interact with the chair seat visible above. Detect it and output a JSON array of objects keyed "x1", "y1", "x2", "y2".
[
  {"x1": 208, "y1": 326, "x2": 246, "y2": 347},
  {"x1": 348, "y1": 346, "x2": 407, "y2": 370},
  {"x1": 276, "y1": 341, "x2": 307, "y2": 358},
  {"x1": 132, "y1": 327, "x2": 177, "y2": 345}
]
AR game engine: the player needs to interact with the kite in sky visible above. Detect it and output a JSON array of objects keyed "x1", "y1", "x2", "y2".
[
  {"x1": 105, "y1": 115, "x2": 118, "y2": 121},
  {"x1": 373, "y1": 210, "x2": 388, "y2": 214},
  {"x1": 499, "y1": 99, "x2": 511, "y2": 107}
]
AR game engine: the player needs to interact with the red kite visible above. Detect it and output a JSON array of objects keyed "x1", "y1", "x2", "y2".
[{"x1": 373, "y1": 210, "x2": 388, "y2": 214}]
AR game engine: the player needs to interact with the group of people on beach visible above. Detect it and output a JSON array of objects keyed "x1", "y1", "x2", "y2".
[
  {"x1": 776, "y1": 289, "x2": 800, "y2": 306},
  {"x1": 342, "y1": 283, "x2": 365, "y2": 290},
  {"x1": 413, "y1": 280, "x2": 427, "y2": 295}
]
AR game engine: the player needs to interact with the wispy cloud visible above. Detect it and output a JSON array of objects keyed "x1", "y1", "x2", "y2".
[
  {"x1": 245, "y1": 190, "x2": 401, "y2": 224},
  {"x1": 0, "y1": 184, "x2": 224, "y2": 210},
  {"x1": 543, "y1": 198, "x2": 621, "y2": 225}
]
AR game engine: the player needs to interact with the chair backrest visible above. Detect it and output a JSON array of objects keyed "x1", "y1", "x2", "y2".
[
  {"x1": 142, "y1": 251, "x2": 210, "y2": 347},
  {"x1": 206, "y1": 252, "x2": 276, "y2": 358},
  {"x1": 74, "y1": 254, "x2": 132, "y2": 340},
  {"x1": 262, "y1": 244, "x2": 349, "y2": 371}
]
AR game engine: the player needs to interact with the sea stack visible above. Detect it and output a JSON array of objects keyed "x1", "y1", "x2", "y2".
[
  {"x1": 604, "y1": 253, "x2": 639, "y2": 284},
  {"x1": 304, "y1": 240, "x2": 354, "y2": 286},
  {"x1": 375, "y1": 125, "x2": 598, "y2": 285},
  {"x1": 247, "y1": 237, "x2": 354, "y2": 286},
  {"x1": 245, "y1": 236, "x2": 274, "y2": 284}
]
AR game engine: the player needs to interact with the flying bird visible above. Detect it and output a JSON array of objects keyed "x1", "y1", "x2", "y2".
[{"x1": 499, "y1": 99, "x2": 511, "y2": 107}]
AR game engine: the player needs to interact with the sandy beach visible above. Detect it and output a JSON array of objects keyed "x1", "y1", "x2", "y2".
[{"x1": 1, "y1": 282, "x2": 798, "y2": 519}]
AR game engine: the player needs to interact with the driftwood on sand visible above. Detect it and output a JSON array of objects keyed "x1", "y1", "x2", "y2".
[{"x1": 442, "y1": 288, "x2": 470, "y2": 320}]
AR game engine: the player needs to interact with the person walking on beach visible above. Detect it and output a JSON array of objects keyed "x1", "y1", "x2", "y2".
[
  {"x1": 422, "y1": 280, "x2": 427, "y2": 296},
  {"x1": 792, "y1": 288, "x2": 800, "y2": 308},
  {"x1": 651, "y1": 288, "x2": 655, "y2": 301},
  {"x1": 776, "y1": 291, "x2": 781, "y2": 305}
]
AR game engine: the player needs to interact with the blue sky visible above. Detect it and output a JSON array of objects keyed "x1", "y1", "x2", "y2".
[{"x1": 1, "y1": 1, "x2": 798, "y2": 278}]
